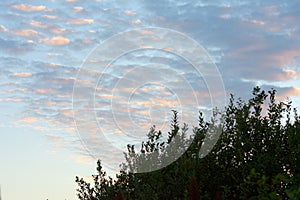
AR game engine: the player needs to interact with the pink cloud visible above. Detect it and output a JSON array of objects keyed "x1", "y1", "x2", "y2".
[
  {"x1": 96, "y1": 94, "x2": 113, "y2": 99},
  {"x1": 12, "y1": 72, "x2": 33, "y2": 77},
  {"x1": 132, "y1": 19, "x2": 141, "y2": 24},
  {"x1": 35, "y1": 88, "x2": 57, "y2": 94},
  {"x1": 12, "y1": 29, "x2": 39, "y2": 37},
  {"x1": 137, "y1": 30, "x2": 154, "y2": 35},
  {"x1": 276, "y1": 69, "x2": 299, "y2": 81},
  {"x1": 73, "y1": 6, "x2": 84, "y2": 12},
  {"x1": 124, "y1": 10, "x2": 136, "y2": 16},
  {"x1": 71, "y1": 154, "x2": 94, "y2": 165},
  {"x1": 12, "y1": 4, "x2": 46, "y2": 12},
  {"x1": 67, "y1": 19, "x2": 94, "y2": 25},
  {"x1": 50, "y1": 28, "x2": 67, "y2": 34},
  {"x1": 0, "y1": 98, "x2": 22, "y2": 102},
  {"x1": 41, "y1": 36, "x2": 70, "y2": 45},
  {"x1": 45, "y1": 101, "x2": 57, "y2": 106},
  {"x1": 278, "y1": 87, "x2": 300, "y2": 99},
  {"x1": 48, "y1": 62, "x2": 61, "y2": 67},
  {"x1": 42, "y1": 15, "x2": 57, "y2": 19},
  {"x1": 30, "y1": 20, "x2": 48, "y2": 28},
  {"x1": 18, "y1": 117, "x2": 38, "y2": 123},
  {"x1": 46, "y1": 135, "x2": 66, "y2": 149},
  {"x1": 267, "y1": 49, "x2": 300, "y2": 66},
  {"x1": 0, "y1": 24, "x2": 8, "y2": 32}
]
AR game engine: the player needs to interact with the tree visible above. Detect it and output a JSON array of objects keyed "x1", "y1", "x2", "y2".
[{"x1": 76, "y1": 87, "x2": 300, "y2": 199}]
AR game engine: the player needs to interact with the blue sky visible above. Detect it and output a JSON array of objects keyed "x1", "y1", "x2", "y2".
[{"x1": 1, "y1": 0, "x2": 300, "y2": 199}]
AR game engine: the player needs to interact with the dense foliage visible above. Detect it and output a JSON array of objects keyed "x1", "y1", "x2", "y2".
[{"x1": 76, "y1": 87, "x2": 300, "y2": 199}]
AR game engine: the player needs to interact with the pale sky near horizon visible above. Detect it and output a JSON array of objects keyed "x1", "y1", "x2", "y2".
[{"x1": 1, "y1": 0, "x2": 300, "y2": 199}]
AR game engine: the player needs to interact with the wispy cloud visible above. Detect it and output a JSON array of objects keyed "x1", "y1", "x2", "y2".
[
  {"x1": 0, "y1": 98, "x2": 22, "y2": 102},
  {"x1": 67, "y1": 19, "x2": 94, "y2": 25},
  {"x1": 18, "y1": 117, "x2": 38, "y2": 123},
  {"x1": 11, "y1": 29, "x2": 39, "y2": 37},
  {"x1": 65, "y1": 0, "x2": 79, "y2": 2},
  {"x1": 42, "y1": 15, "x2": 57, "y2": 20},
  {"x1": 41, "y1": 36, "x2": 70, "y2": 45},
  {"x1": 132, "y1": 19, "x2": 141, "y2": 24},
  {"x1": 30, "y1": 20, "x2": 49, "y2": 28},
  {"x1": 124, "y1": 10, "x2": 136, "y2": 16},
  {"x1": 277, "y1": 87, "x2": 300, "y2": 99},
  {"x1": 50, "y1": 28, "x2": 67, "y2": 34},
  {"x1": 45, "y1": 134, "x2": 67, "y2": 148},
  {"x1": 0, "y1": 24, "x2": 8, "y2": 32},
  {"x1": 11, "y1": 4, "x2": 46, "y2": 12},
  {"x1": 12, "y1": 72, "x2": 32, "y2": 77},
  {"x1": 73, "y1": 6, "x2": 84, "y2": 12}
]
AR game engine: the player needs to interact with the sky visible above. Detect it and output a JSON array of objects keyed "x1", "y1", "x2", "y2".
[{"x1": 0, "y1": 0, "x2": 300, "y2": 199}]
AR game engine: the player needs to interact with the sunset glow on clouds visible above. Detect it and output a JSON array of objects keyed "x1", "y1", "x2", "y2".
[
  {"x1": 67, "y1": 19, "x2": 94, "y2": 25},
  {"x1": 12, "y1": 4, "x2": 46, "y2": 12},
  {"x1": 41, "y1": 36, "x2": 70, "y2": 45},
  {"x1": 1, "y1": 0, "x2": 300, "y2": 199}
]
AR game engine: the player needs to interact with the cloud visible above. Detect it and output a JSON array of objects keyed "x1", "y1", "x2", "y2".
[
  {"x1": 12, "y1": 4, "x2": 46, "y2": 12},
  {"x1": 45, "y1": 134, "x2": 66, "y2": 148},
  {"x1": 124, "y1": 10, "x2": 136, "y2": 16},
  {"x1": 0, "y1": 98, "x2": 22, "y2": 102},
  {"x1": 50, "y1": 28, "x2": 67, "y2": 34},
  {"x1": 45, "y1": 101, "x2": 57, "y2": 106},
  {"x1": 42, "y1": 15, "x2": 57, "y2": 19},
  {"x1": 137, "y1": 30, "x2": 154, "y2": 35},
  {"x1": 132, "y1": 19, "x2": 141, "y2": 24},
  {"x1": 35, "y1": 88, "x2": 57, "y2": 94},
  {"x1": 71, "y1": 154, "x2": 94, "y2": 165},
  {"x1": 48, "y1": 62, "x2": 61, "y2": 67},
  {"x1": 18, "y1": 117, "x2": 38, "y2": 123},
  {"x1": 41, "y1": 36, "x2": 70, "y2": 45},
  {"x1": 276, "y1": 69, "x2": 299, "y2": 81},
  {"x1": 12, "y1": 72, "x2": 32, "y2": 77},
  {"x1": 30, "y1": 21, "x2": 49, "y2": 28},
  {"x1": 267, "y1": 49, "x2": 300, "y2": 67},
  {"x1": 73, "y1": 6, "x2": 84, "y2": 12},
  {"x1": 67, "y1": 19, "x2": 94, "y2": 25},
  {"x1": 278, "y1": 87, "x2": 300, "y2": 99},
  {"x1": 11, "y1": 29, "x2": 39, "y2": 37},
  {"x1": 0, "y1": 24, "x2": 8, "y2": 32}
]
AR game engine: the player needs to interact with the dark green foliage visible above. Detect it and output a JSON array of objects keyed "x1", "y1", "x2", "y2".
[{"x1": 76, "y1": 87, "x2": 300, "y2": 199}]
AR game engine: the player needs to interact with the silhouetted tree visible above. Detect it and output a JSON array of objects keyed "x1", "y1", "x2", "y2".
[{"x1": 76, "y1": 87, "x2": 300, "y2": 199}]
